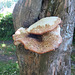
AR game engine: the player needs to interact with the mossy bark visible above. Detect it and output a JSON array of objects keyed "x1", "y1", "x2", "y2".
[{"x1": 13, "y1": 0, "x2": 75, "y2": 75}]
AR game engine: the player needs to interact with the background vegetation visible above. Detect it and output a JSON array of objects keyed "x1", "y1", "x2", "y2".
[
  {"x1": 0, "y1": 13, "x2": 15, "y2": 40},
  {"x1": 73, "y1": 27, "x2": 75, "y2": 44},
  {"x1": 0, "y1": 0, "x2": 18, "y2": 10},
  {"x1": 0, "y1": 0, "x2": 20, "y2": 75}
]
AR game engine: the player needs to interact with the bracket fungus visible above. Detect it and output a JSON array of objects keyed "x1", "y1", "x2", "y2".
[
  {"x1": 13, "y1": 17, "x2": 62, "y2": 54},
  {"x1": 27, "y1": 17, "x2": 61, "y2": 35}
]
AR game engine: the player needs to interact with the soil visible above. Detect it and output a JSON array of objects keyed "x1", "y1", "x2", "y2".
[
  {"x1": 0, "y1": 54, "x2": 17, "y2": 62},
  {"x1": 0, "y1": 40, "x2": 14, "y2": 45}
]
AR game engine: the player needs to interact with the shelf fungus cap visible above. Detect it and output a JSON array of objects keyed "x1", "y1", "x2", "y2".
[
  {"x1": 13, "y1": 25, "x2": 62, "y2": 54},
  {"x1": 27, "y1": 17, "x2": 61, "y2": 35},
  {"x1": 13, "y1": 27, "x2": 27, "y2": 45}
]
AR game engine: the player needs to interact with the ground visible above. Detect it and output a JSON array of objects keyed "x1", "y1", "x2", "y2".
[
  {"x1": 0, "y1": 40, "x2": 19, "y2": 75},
  {"x1": 0, "y1": 40, "x2": 17, "y2": 62}
]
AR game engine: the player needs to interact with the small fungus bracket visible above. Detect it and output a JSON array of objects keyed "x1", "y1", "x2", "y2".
[{"x1": 13, "y1": 17, "x2": 62, "y2": 54}]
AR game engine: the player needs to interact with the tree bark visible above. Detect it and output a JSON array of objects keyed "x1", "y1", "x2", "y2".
[{"x1": 13, "y1": 0, "x2": 75, "y2": 75}]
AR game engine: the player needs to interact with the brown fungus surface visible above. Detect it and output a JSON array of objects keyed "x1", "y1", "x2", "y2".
[
  {"x1": 27, "y1": 17, "x2": 61, "y2": 35},
  {"x1": 13, "y1": 25, "x2": 62, "y2": 54}
]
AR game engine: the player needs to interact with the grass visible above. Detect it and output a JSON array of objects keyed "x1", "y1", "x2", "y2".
[
  {"x1": 0, "y1": 42, "x2": 20, "y2": 75},
  {"x1": 71, "y1": 65, "x2": 75, "y2": 75},
  {"x1": 0, "y1": 61, "x2": 19, "y2": 75},
  {"x1": 0, "y1": 43, "x2": 16, "y2": 55},
  {"x1": 71, "y1": 55, "x2": 75, "y2": 62},
  {"x1": 71, "y1": 54, "x2": 75, "y2": 75}
]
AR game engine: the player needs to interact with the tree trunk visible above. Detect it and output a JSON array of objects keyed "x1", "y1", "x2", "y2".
[{"x1": 13, "y1": 0, "x2": 75, "y2": 75}]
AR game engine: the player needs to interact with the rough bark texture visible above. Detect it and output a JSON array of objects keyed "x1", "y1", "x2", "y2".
[
  {"x1": 13, "y1": 0, "x2": 75, "y2": 75},
  {"x1": 13, "y1": 0, "x2": 42, "y2": 30}
]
